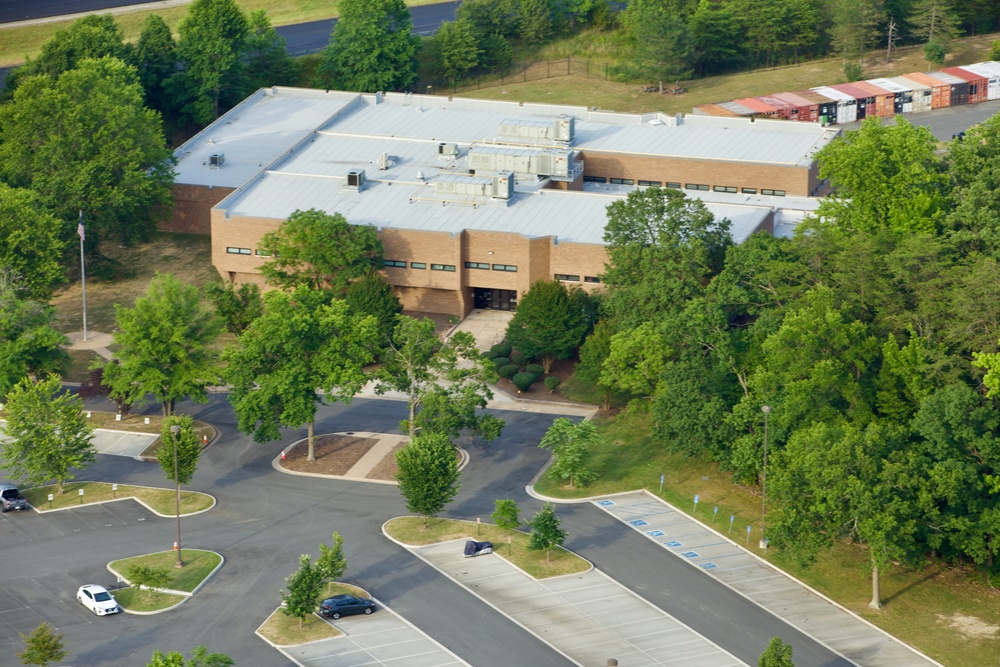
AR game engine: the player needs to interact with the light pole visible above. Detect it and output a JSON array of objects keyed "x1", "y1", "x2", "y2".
[
  {"x1": 170, "y1": 424, "x2": 183, "y2": 568},
  {"x1": 759, "y1": 405, "x2": 771, "y2": 550}
]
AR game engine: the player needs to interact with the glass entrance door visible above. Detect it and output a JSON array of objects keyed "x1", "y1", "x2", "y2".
[{"x1": 474, "y1": 288, "x2": 517, "y2": 311}]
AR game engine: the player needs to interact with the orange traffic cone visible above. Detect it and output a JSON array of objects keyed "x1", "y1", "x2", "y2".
[
  {"x1": 203, "y1": 434, "x2": 208, "y2": 445},
  {"x1": 173, "y1": 541, "x2": 178, "y2": 551},
  {"x1": 281, "y1": 450, "x2": 287, "y2": 460}
]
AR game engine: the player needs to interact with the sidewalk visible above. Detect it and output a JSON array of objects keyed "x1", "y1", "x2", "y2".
[
  {"x1": 562, "y1": 491, "x2": 944, "y2": 667},
  {"x1": 65, "y1": 330, "x2": 113, "y2": 360}
]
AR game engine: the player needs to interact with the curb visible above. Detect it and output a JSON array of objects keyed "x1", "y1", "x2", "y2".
[
  {"x1": 106, "y1": 549, "x2": 225, "y2": 615},
  {"x1": 27, "y1": 482, "x2": 217, "y2": 517}
]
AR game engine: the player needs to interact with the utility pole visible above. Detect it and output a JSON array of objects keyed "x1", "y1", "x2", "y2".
[
  {"x1": 759, "y1": 405, "x2": 771, "y2": 550},
  {"x1": 170, "y1": 424, "x2": 183, "y2": 568}
]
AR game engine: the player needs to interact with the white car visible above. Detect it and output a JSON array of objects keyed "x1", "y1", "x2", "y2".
[{"x1": 77, "y1": 585, "x2": 120, "y2": 616}]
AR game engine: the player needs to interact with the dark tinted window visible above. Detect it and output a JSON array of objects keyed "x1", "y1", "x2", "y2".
[{"x1": 1, "y1": 489, "x2": 17, "y2": 499}]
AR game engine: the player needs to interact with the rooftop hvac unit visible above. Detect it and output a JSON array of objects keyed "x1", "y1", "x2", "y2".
[
  {"x1": 492, "y1": 171, "x2": 514, "y2": 199},
  {"x1": 438, "y1": 142, "x2": 459, "y2": 158},
  {"x1": 554, "y1": 115, "x2": 574, "y2": 143},
  {"x1": 208, "y1": 153, "x2": 225, "y2": 168},
  {"x1": 346, "y1": 169, "x2": 366, "y2": 190},
  {"x1": 378, "y1": 153, "x2": 389, "y2": 170}
]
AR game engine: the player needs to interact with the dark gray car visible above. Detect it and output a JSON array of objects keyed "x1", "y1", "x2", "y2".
[{"x1": 318, "y1": 594, "x2": 376, "y2": 620}]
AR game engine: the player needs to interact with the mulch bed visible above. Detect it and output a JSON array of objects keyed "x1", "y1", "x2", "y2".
[
  {"x1": 282, "y1": 434, "x2": 377, "y2": 476},
  {"x1": 365, "y1": 443, "x2": 405, "y2": 481},
  {"x1": 495, "y1": 356, "x2": 580, "y2": 404}
]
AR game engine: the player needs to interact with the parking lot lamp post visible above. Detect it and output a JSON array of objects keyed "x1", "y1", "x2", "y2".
[
  {"x1": 760, "y1": 405, "x2": 771, "y2": 550},
  {"x1": 170, "y1": 424, "x2": 183, "y2": 568}
]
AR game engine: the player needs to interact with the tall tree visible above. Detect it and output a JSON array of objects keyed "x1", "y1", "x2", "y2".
[
  {"x1": 505, "y1": 280, "x2": 591, "y2": 373},
  {"x1": 321, "y1": 0, "x2": 419, "y2": 92},
  {"x1": 688, "y1": 0, "x2": 742, "y2": 76},
  {"x1": 316, "y1": 532, "x2": 348, "y2": 593},
  {"x1": 0, "y1": 273, "x2": 69, "y2": 400},
  {"x1": 225, "y1": 287, "x2": 377, "y2": 461},
  {"x1": 243, "y1": 10, "x2": 298, "y2": 91},
  {"x1": 259, "y1": 209, "x2": 383, "y2": 294},
  {"x1": 133, "y1": 14, "x2": 178, "y2": 115},
  {"x1": 621, "y1": 0, "x2": 694, "y2": 81},
  {"x1": 0, "y1": 57, "x2": 175, "y2": 247},
  {"x1": 539, "y1": 418, "x2": 603, "y2": 488},
  {"x1": 432, "y1": 19, "x2": 481, "y2": 86},
  {"x1": 173, "y1": 0, "x2": 250, "y2": 124},
  {"x1": 908, "y1": 0, "x2": 960, "y2": 45},
  {"x1": 281, "y1": 554, "x2": 324, "y2": 628},
  {"x1": 527, "y1": 503, "x2": 567, "y2": 562},
  {"x1": 0, "y1": 375, "x2": 95, "y2": 495},
  {"x1": 828, "y1": 0, "x2": 884, "y2": 67},
  {"x1": 17, "y1": 622, "x2": 67, "y2": 667},
  {"x1": 157, "y1": 415, "x2": 203, "y2": 486},
  {"x1": 344, "y1": 270, "x2": 402, "y2": 346},
  {"x1": 102, "y1": 273, "x2": 222, "y2": 417},
  {"x1": 600, "y1": 321, "x2": 671, "y2": 399},
  {"x1": 376, "y1": 316, "x2": 503, "y2": 441},
  {"x1": 204, "y1": 281, "x2": 263, "y2": 335},
  {"x1": 815, "y1": 117, "x2": 949, "y2": 235},
  {"x1": 574, "y1": 319, "x2": 616, "y2": 410},
  {"x1": 518, "y1": 0, "x2": 555, "y2": 43},
  {"x1": 491, "y1": 498, "x2": 521, "y2": 530},
  {"x1": 0, "y1": 185, "x2": 65, "y2": 300},
  {"x1": 395, "y1": 432, "x2": 461, "y2": 526}
]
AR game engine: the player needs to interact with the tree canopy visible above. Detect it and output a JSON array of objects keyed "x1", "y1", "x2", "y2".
[
  {"x1": 0, "y1": 272, "x2": 68, "y2": 399},
  {"x1": 320, "y1": 0, "x2": 419, "y2": 92},
  {"x1": 505, "y1": 280, "x2": 592, "y2": 373},
  {"x1": 395, "y1": 432, "x2": 461, "y2": 525}
]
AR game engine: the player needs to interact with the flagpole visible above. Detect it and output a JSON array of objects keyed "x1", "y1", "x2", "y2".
[{"x1": 79, "y1": 210, "x2": 87, "y2": 342}]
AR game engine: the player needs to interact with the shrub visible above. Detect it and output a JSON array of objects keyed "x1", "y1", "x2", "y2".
[
  {"x1": 493, "y1": 357, "x2": 510, "y2": 370},
  {"x1": 509, "y1": 350, "x2": 526, "y2": 367},
  {"x1": 544, "y1": 376, "x2": 561, "y2": 392},
  {"x1": 513, "y1": 372, "x2": 537, "y2": 391},
  {"x1": 483, "y1": 350, "x2": 498, "y2": 360},
  {"x1": 525, "y1": 363, "x2": 545, "y2": 378},
  {"x1": 491, "y1": 342, "x2": 513, "y2": 357},
  {"x1": 498, "y1": 364, "x2": 519, "y2": 379}
]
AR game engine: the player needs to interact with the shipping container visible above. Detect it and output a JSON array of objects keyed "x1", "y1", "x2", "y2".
[
  {"x1": 772, "y1": 92, "x2": 819, "y2": 122},
  {"x1": 734, "y1": 97, "x2": 781, "y2": 118},
  {"x1": 890, "y1": 76, "x2": 932, "y2": 112},
  {"x1": 754, "y1": 95, "x2": 797, "y2": 120},
  {"x1": 929, "y1": 70, "x2": 969, "y2": 105},
  {"x1": 850, "y1": 81, "x2": 896, "y2": 117},
  {"x1": 956, "y1": 62, "x2": 1000, "y2": 100},
  {"x1": 829, "y1": 83, "x2": 875, "y2": 119},
  {"x1": 810, "y1": 86, "x2": 857, "y2": 124},
  {"x1": 942, "y1": 67, "x2": 988, "y2": 104},
  {"x1": 867, "y1": 78, "x2": 914, "y2": 114},
  {"x1": 903, "y1": 72, "x2": 953, "y2": 108},
  {"x1": 718, "y1": 101, "x2": 756, "y2": 117},
  {"x1": 791, "y1": 89, "x2": 839, "y2": 124},
  {"x1": 692, "y1": 104, "x2": 741, "y2": 117}
]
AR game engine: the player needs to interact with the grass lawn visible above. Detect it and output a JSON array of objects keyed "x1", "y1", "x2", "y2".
[
  {"x1": 110, "y1": 549, "x2": 222, "y2": 593},
  {"x1": 385, "y1": 517, "x2": 590, "y2": 579},
  {"x1": 22, "y1": 481, "x2": 214, "y2": 515},
  {"x1": 256, "y1": 583, "x2": 369, "y2": 645},
  {"x1": 536, "y1": 409, "x2": 1000, "y2": 667},
  {"x1": 112, "y1": 586, "x2": 185, "y2": 612}
]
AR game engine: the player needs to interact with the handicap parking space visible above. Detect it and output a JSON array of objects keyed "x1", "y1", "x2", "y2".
[
  {"x1": 595, "y1": 492, "x2": 943, "y2": 667},
  {"x1": 89, "y1": 428, "x2": 159, "y2": 458},
  {"x1": 411, "y1": 539, "x2": 745, "y2": 667},
  {"x1": 279, "y1": 603, "x2": 468, "y2": 667}
]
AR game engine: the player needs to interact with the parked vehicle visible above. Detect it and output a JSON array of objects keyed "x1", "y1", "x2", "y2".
[
  {"x1": 464, "y1": 540, "x2": 493, "y2": 557},
  {"x1": 318, "y1": 594, "x2": 376, "y2": 620},
  {"x1": 77, "y1": 585, "x2": 121, "y2": 616},
  {"x1": 0, "y1": 482, "x2": 28, "y2": 512}
]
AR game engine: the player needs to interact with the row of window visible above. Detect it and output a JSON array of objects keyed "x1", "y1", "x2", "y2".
[
  {"x1": 227, "y1": 247, "x2": 273, "y2": 256},
  {"x1": 582, "y1": 176, "x2": 786, "y2": 197},
  {"x1": 384, "y1": 260, "x2": 458, "y2": 271},
  {"x1": 555, "y1": 274, "x2": 601, "y2": 284},
  {"x1": 464, "y1": 261, "x2": 517, "y2": 272}
]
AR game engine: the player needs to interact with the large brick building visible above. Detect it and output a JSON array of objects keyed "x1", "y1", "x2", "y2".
[{"x1": 168, "y1": 87, "x2": 834, "y2": 317}]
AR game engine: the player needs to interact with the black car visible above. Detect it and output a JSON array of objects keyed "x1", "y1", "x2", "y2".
[{"x1": 319, "y1": 594, "x2": 376, "y2": 620}]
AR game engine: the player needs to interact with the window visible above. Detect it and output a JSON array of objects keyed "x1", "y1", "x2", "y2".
[
  {"x1": 410, "y1": 262, "x2": 426, "y2": 269},
  {"x1": 226, "y1": 247, "x2": 251, "y2": 255},
  {"x1": 255, "y1": 249, "x2": 270, "y2": 257},
  {"x1": 761, "y1": 189, "x2": 786, "y2": 197},
  {"x1": 584, "y1": 276, "x2": 601, "y2": 284},
  {"x1": 638, "y1": 180, "x2": 661, "y2": 187},
  {"x1": 741, "y1": 188, "x2": 757, "y2": 194},
  {"x1": 685, "y1": 183, "x2": 709, "y2": 191},
  {"x1": 610, "y1": 178, "x2": 634, "y2": 185},
  {"x1": 464, "y1": 262, "x2": 489, "y2": 269},
  {"x1": 385, "y1": 260, "x2": 407, "y2": 268},
  {"x1": 431, "y1": 264, "x2": 456, "y2": 272},
  {"x1": 492, "y1": 264, "x2": 517, "y2": 272},
  {"x1": 555, "y1": 274, "x2": 580, "y2": 282},
  {"x1": 665, "y1": 182, "x2": 681, "y2": 189},
  {"x1": 583, "y1": 176, "x2": 607, "y2": 184},
  {"x1": 714, "y1": 185, "x2": 737, "y2": 193}
]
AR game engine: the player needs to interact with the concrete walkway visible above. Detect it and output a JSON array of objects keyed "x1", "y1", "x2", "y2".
[
  {"x1": 405, "y1": 539, "x2": 747, "y2": 667},
  {"x1": 340, "y1": 432, "x2": 407, "y2": 479},
  {"x1": 448, "y1": 309, "x2": 514, "y2": 352},
  {"x1": 572, "y1": 491, "x2": 944, "y2": 667},
  {"x1": 65, "y1": 330, "x2": 114, "y2": 360}
]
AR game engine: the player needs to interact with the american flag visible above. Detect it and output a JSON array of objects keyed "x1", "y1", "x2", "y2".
[{"x1": 77, "y1": 210, "x2": 85, "y2": 241}]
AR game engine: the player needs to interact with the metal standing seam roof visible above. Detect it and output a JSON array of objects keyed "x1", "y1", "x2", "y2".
[
  {"x1": 903, "y1": 72, "x2": 952, "y2": 88},
  {"x1": 928, "y1": 71, "x2": 967, "y2": 85},
  {"x1": 958, "y1": 62, "x2": 1000, "y2": 80},
  {"x1": 772, "y1": 92, "x2": 816, "y2": 107},
  {"x1": 718, "y1": 101, "x2": 756, "y2": 116},
  {"x1": 866, "y1": 78, "x2": 911, "y2": 93},
  {"x1": 733, "y1": 97, "x2": 780, "y2": 113},
  {"x1": 830, "y1": 83, "x2": 876, "y2": 100},
  {"x1": 791, "y1": 89, "x2": 836, "y2": 105},
  {"x1": 892, "y1": 76, "x2": 931, "y2": 92},
  {"x1": 810, "y1": 86, "x2": 857, "y2": 102},
  {"x1": 851, "y1": 80, "x2": 894, "y2": 97},
  {"x1": 941, "y1": 67, "x2": 986, "y2": 84}
]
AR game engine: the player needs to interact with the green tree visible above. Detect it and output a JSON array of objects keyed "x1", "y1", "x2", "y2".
[
  {"x1": 316, "y1": 532, "x2": 348, "y2": 593},
  {"x1": 539, "y1": 418, "x2": 602, "y2": 488},
  {"x1": 433, "y1": 19, "x2": 481, "y2": 86},
  {"x1": 828, "y1": 0, "x2": 883, "y2": 68},
  {"x1": 505, "y1": 280, "x2": 591, "y2": 373},
  {"x1": 922, "y1": 40, "x2": 946, "y2": 65},
  {"x1": 0, "y1": 185, "x2": 65, "y2": 299},
  {"x1": 518, "y1": 0, "x2": 555, "y2": 43},
  {"x1": 527, "y1": 503, "x2": 566, "y2": 561},
  {"x1": 600, "y1": 321, "x2": 670, "y2": 398},
  {"x1": 908, "y1": 0, "x2": 960, "y2": 45},
  {"x1": 281, "y1": 554, "x2": 324, "y2": 627},
  {"x1": 320, "y1": 0, "x2": 419, "y2": 92},
  {"x1": 815, "y1": 116, "x2": 949, "y2": 234},
  {"x1": 688, "y1": 0, "x2": 742, "y2": 75},
  {"x1": 344, "y1": 270, "x2": 402, "y2": 345},
  {"x1": 133, "y1": 14, "x2": 177, "y2": 115},
  {"x1": 0, "y1": 57, "x2": 174, "y2": 247},
  {"x1": 17, "y1": 622, "x2": 66, "y2": 667},
  {"x1": 377, "y1": 316, "x2": 503, "y2": 441},
  {"x1": 158, "y1": 415, "x2": 203, "y2": 485},
  {"x1": 759, "y1": 636, "x2": 794, "y2": 667},
  {"x1": 147, "y1": 646, "x2": 233, "y2": 667},
  {"x1": 259, "y1": 209, "x2": 383, "y2": 294},
  {"x1": 127, "y1": 565, "x2": 172, "y2": 602},
  {"x1": 243, "y1": 10, "x2": 298, "y2": 91},
  {"x1": 0, "y1": 375, "x2": 95, "y2": 495},
  {"x1": 491, "y1": 498, "x2": 521, "y2": 530},
  {"x1": 395, "y1": 432, "x2": 461, "y2": 526},
  {"x1": 204, "y1": 281, "x2": 263, "y2": 335},
  {"x1": 574, "y1": 319, "x2": 615, "y2": 410},
  {"x1": 225, "y1": 287, "x2": 377, "y2": 461},
  {"x1": 173, "y1": 0, "x2": 250, "y2": 124},
  {"x1": 102, "y1": 274, "x2": 221, "y2": 417},
  {"x1": 0, "y1": 273, "x2": 69, "y2": 399},
  {"x1": 622, "y1": 0, "x2": 694, "y2": 82}
]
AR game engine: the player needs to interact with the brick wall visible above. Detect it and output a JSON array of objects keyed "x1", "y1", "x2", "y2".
[{"x1": 166, "y1": 184, "x2": 233, "y2": 235}]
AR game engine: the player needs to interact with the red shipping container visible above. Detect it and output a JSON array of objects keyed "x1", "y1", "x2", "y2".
[
  {"x1": 850, "y1": 81, "x2": 896, "y2": 117},
  {"x1": 903, "y1": 72, "x2": 952, "y2": 108},
  {"x1": 942, "y1": 66, "x2": 989, "y2": 104},
  {"x1": 734, "y1": 97, "x2": 781, "y2": 118},
  {"x1": 772, "y1": 92, "x2": 819, "y2": 122}
]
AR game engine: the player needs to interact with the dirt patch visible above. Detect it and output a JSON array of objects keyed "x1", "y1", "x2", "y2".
[
  {"x1": 282, "y1": 434, "x2": 378, "y2": 476},
  {"x1": 937, "y1": 613, "x2": 1000, "y2": 640},
  {"x1": 366, "y1": 442, "x2": 406, "y2": 481}
]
